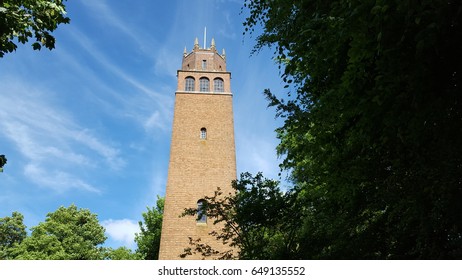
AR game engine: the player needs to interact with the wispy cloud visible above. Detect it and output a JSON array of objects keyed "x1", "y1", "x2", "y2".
[
  {"x1": 78, "y1": 0, "x2": 180, "y2": 80},
  {"x1": 24, "y1": 164, "x2": 101, "y2": 193},
  {"x1": 144, "y1": 111, "x2": 167, "y2": 132},
  {"x1": 0, "y1": 78, "x2": 122, "y2": 193},
  {"x1": 79, "y1": 0, "x2": 154, "y2": 52},
  {"x1": 236, "y1": 134, "x2": 280, "y2": 178},
  {"x1": 218, "y1": 11, "x2": 238, "y2": 40},
  {"x1": 153, "y1": 47, "x2": 182, "y2": 78},
  {"x1": 62, "y1": 26, "x2": 174, "y2": 135},
  {"x1": 66, "y1": 26, "x2": 166, "y2": 102}
]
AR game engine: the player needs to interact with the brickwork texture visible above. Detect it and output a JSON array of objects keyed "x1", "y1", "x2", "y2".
[{"x1": 158, "y1": 40, "x2": 236, "y2": 259}]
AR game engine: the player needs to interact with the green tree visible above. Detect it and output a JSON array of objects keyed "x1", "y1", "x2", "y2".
[
  {"x1": 103, "y1": 246, "x2": 143, "y2": 260},
  {"x1": 181, "y1": 172, "x2": 303, "y2": 259},
  {"x1": 0, "y1": 154, "x2": 6, "y2": 172},
  {"x1": 10, "y1": 205, "x2": 107, "y2": 260},
  {"x1": 135, "y1": 196, "x2": 164, "y2": 260},
  {"x1": 0, "y1": 212, "x2": 27, "y2": 259},
  {"x1": 244, "y1": 0, "x2": 462, "y2": 258},
  {"x1": 0, "y1": 0, "x2": 70, "y2": 57}
]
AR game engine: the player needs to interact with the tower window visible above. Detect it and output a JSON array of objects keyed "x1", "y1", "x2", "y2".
[
  {"x1": 197, "y1": 200, "x2": 207, "y2": 223},
  {"x1": 214, "y1": 78, "x2": 224, "y2": 92},
  {"x1": 200, "y1": 127, "x2": 207, "y2": 139},
  {"x1": 185, "y1": 77, "x2": 195, "y2": 91},
  {"x1": 202, "y1": 60, "x2": 207, "y2": 70},
  {"x1": 199, "y1": 77, "x2": 209, "y2": 92}
]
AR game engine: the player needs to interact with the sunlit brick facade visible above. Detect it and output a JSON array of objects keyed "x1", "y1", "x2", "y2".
[{"x1": 158, "y1": 38, "x2": 236, "y2": 259}]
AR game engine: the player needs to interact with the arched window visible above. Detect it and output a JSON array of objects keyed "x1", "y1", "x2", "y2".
[
  {"x1": 214, "y1": 78, "x2": 224, "y2": 92},
  {"x1": 197, "y1": 200, "x2": 207, "y2": 223},
  {"x1": 185, "y1": 77, "x2": 195, "y2": 91},
  {"x1": 200, "y1": 127, "x2": 207, "y2": 139},
  {"x1": 199, "y1": 77, "x2": 209, "y2": 92}
]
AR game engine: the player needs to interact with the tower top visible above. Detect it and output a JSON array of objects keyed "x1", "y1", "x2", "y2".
[
  {"x1": 181, "y1": 37, "x2": 227, "y2": 72},
  {"x1": 188, "y1": 37, "x2": 223, "y2": 56}
]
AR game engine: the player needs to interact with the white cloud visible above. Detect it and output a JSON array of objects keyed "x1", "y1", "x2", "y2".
[
  {"x1": 71, "y1": 129, "x2": 124, "y2": 170},
  {"x1": 79, "y1": 0, "x2": 155, "y2": 55},
  {"x1": 63, "y1": 26, "x2": 174, "y2": 134},
  {"x1": 154, "y1": 47, "x2": 181, "y2": 78},
  {"x1": 102, "y1": 219, "x2": 140, "y2": 248},
  {"x1": 0, "y1": 78, "x2": 123, "y2": 192},
  {"x1": 24, "y1": 164, "x2": 100, "y2": 194},
  {"x1": 218, "y1": 11, "x2": 237, "y2": 40},
  {"x1": 236, "y1": 135, "x2": 280, "y2": 179},
  {"x1": 143, "y1": 111, "x2": 171, "y2": 133}
]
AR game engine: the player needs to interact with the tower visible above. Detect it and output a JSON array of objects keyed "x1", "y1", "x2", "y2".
[{"x1": 158, "y1": 38, "x2": 236, "y2": 259}]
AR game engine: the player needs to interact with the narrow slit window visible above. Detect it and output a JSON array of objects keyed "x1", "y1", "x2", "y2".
[
  {"x1": 202, "y1": 60, "x2": 207, "y2": 70},
  {"x1": 200, "y1": 127, "x2": 207, "y2": 139},
  {"x1": 197, "y1": 200, "x2": 207, "y2": 223}
]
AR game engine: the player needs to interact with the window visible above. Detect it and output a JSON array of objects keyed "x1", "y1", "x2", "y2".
[
  {"x1": 185, "y1": 77, "x2": 195, "y2": 91},
  {"x1": 197, "y1": 200, "x2": 207, "y2": 223},
  {"x1": 199, "y1": 77, "x2": 209, "y2": 92},
  {"x1": 200, "y1": 127, "x2": 207, "y2": 139},
  {"x1": 214, "y1": 78, "x2": 224, "y2": 92},
  {"x1": 202, "y1": 60, "x2": 207, "y2": 70}
]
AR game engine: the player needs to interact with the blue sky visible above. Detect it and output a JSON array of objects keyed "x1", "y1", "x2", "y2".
[{"x1": 0, "y1": 0, "x2": 286, "y2": 250}]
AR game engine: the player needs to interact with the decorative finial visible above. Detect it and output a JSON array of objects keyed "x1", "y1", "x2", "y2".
[
  {"x1": 222, "y1": 48, "x2": 226, "y2": 58},
  {"x1": 194, "y1": 37, "x2": 199, "y2": 50},
  {"x1": 211, "y1": 38, "x2": 216, "y2": 49},
  {"x1": 183, "y1": 46, "x2": 187, "y2": 56}
]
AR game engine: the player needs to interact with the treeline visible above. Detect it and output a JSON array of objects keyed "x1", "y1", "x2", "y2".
[{"x1": 0, "y1": 199, "x2": 164, "y2": 260}]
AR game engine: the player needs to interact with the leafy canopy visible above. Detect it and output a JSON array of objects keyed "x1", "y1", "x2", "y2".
[
  {"x1": 0, "y1": 0, "x2": 70, "y2": 57},
  {"x1": 9, "y1": 204, "x2": 107, "y2": 260},
  {"x1": 0, "y1": 212, "x2": 27, "y2": 259},
  {"x1": 1, "y1": 206, "x2": 144, "y2": 260},
  {"x1": 243, "y1": 0, "x2": 462, "y2": 258},
  {"x1": 181, "y1": 172, "x2": 303, "y2": 259},
  {"x1": 103, "y1": 246, "x2": 143, "y2": 260},
  {"x1": 135, "y1": 196, "x2": 164, "y2": 260}
]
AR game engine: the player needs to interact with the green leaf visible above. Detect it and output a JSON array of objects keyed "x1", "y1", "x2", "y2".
[
  {"x1": 0, "y1": 0, "x2": 70, "y2": 57},
  {"x1": 32, "y1": 42, "x2": 41, "y2": 50}
]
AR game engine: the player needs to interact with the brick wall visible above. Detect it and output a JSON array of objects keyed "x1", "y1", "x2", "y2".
[{"x1": 158, "y1": 92, "x2": 237, "y2": 259}]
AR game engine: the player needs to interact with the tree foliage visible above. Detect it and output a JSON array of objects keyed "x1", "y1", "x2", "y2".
[
  {"x1": 243, "y1": 0, "x2": 462, "y2": 258},
  {"x1": 0, "y1": 0, "x2": 70, "y2": 57},
  {"x1": 135, "y1": 196, "x2": 164, "y2": 260},
  {"x1": 1, "y1": 206, "x2": 146, "y2": 260},
  {"x1": 0, "y1": 212, "x2": 27, "y2": 259},
  {"x1": 181, "y1": 172, "x2": 303, "y2": 259},
  {"x1": 9, "y1": 205, "x2": 107, "y2": 260},
  {"x1": 0, "y1": 154, "x2": 6, "y2": 172},
  {"x1": 103, "y1": 246, "x2": 142, "y2": 260}
]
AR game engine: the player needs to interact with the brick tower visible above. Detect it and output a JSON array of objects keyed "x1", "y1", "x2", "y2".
[{"x1": 158, "y1": 38, "x2": 236, "y2": 259}]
